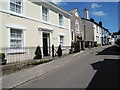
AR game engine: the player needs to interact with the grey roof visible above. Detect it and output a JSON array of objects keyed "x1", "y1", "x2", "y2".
[
  {"x1": 68, "y1": 9, "x2": 77, "y2": 14},
  {"x1": 82, "y1": 18, "x2": 109, "y2": 32}
]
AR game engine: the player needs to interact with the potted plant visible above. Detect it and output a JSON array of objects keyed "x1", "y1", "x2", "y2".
[
  {"x1": 34, "y1": 46, "x2": 42, "y2": 59},
  {"x1": 0, "y1": 53, "x2": 7, "y2": 65}
]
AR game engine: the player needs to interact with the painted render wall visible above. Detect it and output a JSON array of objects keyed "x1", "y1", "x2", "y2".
[
  {"x1": 1, "y1": 0, "x2": 70, "y2": 29},
  {"x1": 93, "y1": 24, "x2": 102, "y2": 44},
  {"x1": 70, "y1": 10, "x2": 84, "y2": 42},
  {"x1": 82, "y1": 19, "x2": 94, "y2": 41},
  {"x1": 82, "y1": 19, "x2": 102, "y2": 44},
  {"x1": 0, "y1": 1, "x2": 2, "y2": 10},
  {"x1": 0, "y1": 0, "x2": 71, "y2": 63},
  {"x1": 1, "y1": 0, "x2": 8, "y2": 11},
  {"x1": 0, "y1": 0, "x2": 71, "y2": 48},
  {"x1": 1, "y1": 11, "x2": 71, "y2": 48},
  {"x1": 0, "y1": 13, "x2": 2, "y2": 53},
  {"x1": 25, "y1": 1, "x2": 41, "y2": 20}
]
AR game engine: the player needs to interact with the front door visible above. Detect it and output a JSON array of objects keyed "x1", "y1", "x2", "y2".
[{"x1": 43, "y1": 33, "x2": 50, "y2": 56}]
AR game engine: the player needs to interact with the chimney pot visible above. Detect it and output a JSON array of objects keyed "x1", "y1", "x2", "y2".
[
  {"x1": 99, "y1": 21, "x2": 102, "y2": 27},
  {"x1": 90, "y1": 18, "x2": 94, "y2": 22}
]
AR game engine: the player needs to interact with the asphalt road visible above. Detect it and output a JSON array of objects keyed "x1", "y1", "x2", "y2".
[{"x1": 14, "y1": 45, "x2": 120, "y2": 88}]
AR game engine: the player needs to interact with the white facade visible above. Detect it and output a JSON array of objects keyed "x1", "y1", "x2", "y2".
[
  {"x1": 82, "y1": 8, "x2": 102, "y2": 45},
  {"x1": 82, "y1": 19, "x2": 102, "y2": 44},
  {"x1": 0, "y1": 0, "x2": 72, "y2": 63}
]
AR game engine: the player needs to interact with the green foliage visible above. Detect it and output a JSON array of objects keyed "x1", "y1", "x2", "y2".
[
  {"x1": 94, "y1": 42, "x2": 98, "y2": 47},
  {"x1": 113, "y1": 29, "x2": 120, "y2": 35},
  {"x1": 0, "y1": 53, "x2": 5, "y2": 60},
  {"x1": 34, "y1": 46, "x2": 42, "y2": 59},
  {"x1": 27, "y1": 59, "x2": 53, "y2": 66},
  {"x1": 57, "y1": 45, "x2": 62, "y2": 57},
  {"x1": 0, "y1": 53, "x2": 7, "y2": 65}
]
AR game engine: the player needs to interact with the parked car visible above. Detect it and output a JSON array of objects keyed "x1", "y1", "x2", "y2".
[{"x1": 116, "y1": 38, "x2": 120, "y2": 47}]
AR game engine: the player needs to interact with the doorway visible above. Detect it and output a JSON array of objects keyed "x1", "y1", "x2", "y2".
[{"x1": 43, "y1": 33, "x2": 50, "y2": 56}]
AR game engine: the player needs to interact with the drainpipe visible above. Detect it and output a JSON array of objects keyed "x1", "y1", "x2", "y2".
[{"x1": 84, "y1": 24, "x2": 86, "y2": 41}]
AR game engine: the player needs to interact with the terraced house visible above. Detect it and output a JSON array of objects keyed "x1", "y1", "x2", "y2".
[
  {"x1": 82, "y1": 8, "x2": 103, "y2": 46},
  {"x1": 68, "y1": 8, "x2": 85, "y2": 51},
  {"x1": 102, "y1": 27, "x2": 111, "y2": 45},
  {"x1": 0, "y1": 0, "x2": 72, "y2": 63}
]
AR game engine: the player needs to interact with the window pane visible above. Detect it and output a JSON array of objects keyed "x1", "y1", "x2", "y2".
[
  {"x1": 16, "y1": 5, "x2": 21, "y2": 13},
  {"x1": 59, "y1": 14, "x2": 63, "y2": 26},
  {"x1": 16, "y1": 0, "x2": 22, "y2": 5},
  {"x1": 60, "y1": 36, "x2": 64, "y2": 46},
  {"x1": 42, "y1": 7, "x2": 48, "y2": 21},
  {"x1": 10, "y1": 2, "x2": 15, "y2": 12},
  {"x1": 10, "y1": 29, "x2": 23, "y2": 48},
  {"x1": 10, "y1": 0, "x2": 22, "y2": 13}
]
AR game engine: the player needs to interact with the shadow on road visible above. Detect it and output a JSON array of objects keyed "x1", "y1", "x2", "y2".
[
  {"x1": 96, "y1": 45, "x2": 120, "y2": 55},
  {"x1": 87, "y1": 59, "x2": 120, "y2": 88}
]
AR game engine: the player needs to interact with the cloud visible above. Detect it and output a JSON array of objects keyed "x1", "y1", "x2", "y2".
[
  {"x1": 92, "y1": 11, "x2": 107, "y2": 16},
  {"x1": 50, "y1": 0, "x2": 67, "y2": 5},
  {"x1": 91, "y1": 3, "x2": 101, "y2": 9},
  {"x1": 51, "y1": 0, "x2": 63, "y2": 5}
]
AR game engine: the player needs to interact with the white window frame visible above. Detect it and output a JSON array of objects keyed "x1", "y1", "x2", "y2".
[
  {"x1": 10, "y1": 28, "x2": 24, "y2": 49},
  {"x1": 75, "y1": 20, "x2": 80, "y2": 34},
  {"x1": 7, "y1": 28, "x2": 25, "y2": 54},
  {"x1": 59, "y1": 14, "x2": 63, "y2": 26},
  {"x1": 10, "y1": 0, "x2": 23, "y2": 14},
  {"x1": 60, "y1": 35, "x2": 64, "y2": 47},
  {"x1": 96, "y1": 26, "x2": 99, "y2": 33},
  {"x1": 96, "y1": 36, "x2": 99, "y2": 42},
  {"x1": 42, "y1": 6, "x2": 49, "y2": 22}
]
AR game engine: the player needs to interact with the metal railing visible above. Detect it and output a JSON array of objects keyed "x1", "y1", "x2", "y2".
[{"x1": 0, "y1": 46, "x2": 71, "y2": 64}]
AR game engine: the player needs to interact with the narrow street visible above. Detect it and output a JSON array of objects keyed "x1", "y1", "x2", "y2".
[{"x1": 14, "y1": 45, "x2": 120, "y2": 88}]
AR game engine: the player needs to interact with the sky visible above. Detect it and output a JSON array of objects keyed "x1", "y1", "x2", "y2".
[{"x1": 52, "y1": 1, "x2": 119, "y2": 33}]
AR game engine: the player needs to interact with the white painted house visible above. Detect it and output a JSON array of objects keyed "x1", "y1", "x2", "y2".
[
  {"x1": 0, "y1": 0, "x2": 72, "y2": 63},
  {"x1": 82, "y1": 8, "x2": 102, "y2": 45}
]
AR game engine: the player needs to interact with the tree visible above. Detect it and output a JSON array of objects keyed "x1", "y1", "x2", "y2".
[
  {"x1": 0, "y1": 53, "x2": 7, "y2": 65},
  {"x1": 118, "y1": 29, "x2": 120, "y2": 35},
  {"x1": 0, "y1": 53, "x2": 5, "y2": 60},
  {"x1": 113, "y1": 29, "x2": 120, "y2": 35},
  {"x1": 34, "y1": 46, "x2": 42, "y2": 59},
  {"x1": 57, "y1": 45, "x2": 62, "y2": 57}
]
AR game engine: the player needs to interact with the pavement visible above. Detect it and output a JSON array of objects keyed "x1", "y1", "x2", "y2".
[{"x1": 1, "y1": 45, "x2": 118, "y2": 89}]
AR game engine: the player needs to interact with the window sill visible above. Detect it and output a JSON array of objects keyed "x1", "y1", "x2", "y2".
[
  {"x1": 7, "y1": 48, "x2": 26, "y2": 55},
  {"x1": 8, "y1": 52, "x2": 26, "y2": 55}
]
